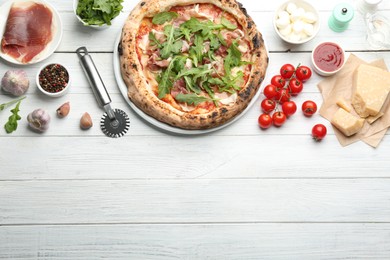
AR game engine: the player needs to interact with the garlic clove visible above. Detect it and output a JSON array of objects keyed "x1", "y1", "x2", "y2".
[
  {"x1": 57, "y1": 102, "x2": 70, "y2": 118},
  {"x1": 80, "y1": 112, "x2": 93, "y2": 130}
]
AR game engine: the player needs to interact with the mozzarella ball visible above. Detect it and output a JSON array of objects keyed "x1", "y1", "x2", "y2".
[
  {"x1": 302, "y1": 12, "x2": 318, "y2": 23},
  {"x1": 278, "y1": 10, "x2": 290, "y2": 20},
  {"x1": 303, "y1": 23, "x2": 314, "y2": 36},
  {"x1": 279, "y1": 24, "x2": 292, "y2": 37},
  {"x1": 276, "y1": 17, "x2": 290, "y2": 29},
  {"x1": 300, "y1": 32, "x2": 308, "y2": 40},
  {"x1": 286, "y1": 2, "x2": 298, "y2": 14},
  {"x1": 292, "y1": 20, "x2": 305, "y2": 34},
  {"x1": 290, "y1": 7, "x2": 305, "y2": 22}
]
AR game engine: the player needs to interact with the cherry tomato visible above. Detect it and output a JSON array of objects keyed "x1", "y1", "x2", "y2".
[
  {"x1": 263, "y1": 84, "x2": 279, "y2": 99},
  {"x1": 271, "y1": 75, "x2": 286, "y2": 88},
  {"x1": 258, "y1": 114, "x2": 273, "y2": 129},
  {"x1": 312, "y1": 124, "x2": 327, "y2": 141},
  {"x1": 261, "y1": 99, "x2": 276, "y2": 114},
  {"x1": 282, "y1": 101, "x2": 297, "y2": 117},
  {"x1": 272, "y1": 111, "x2": 287, "y2": 127},
  {"x1": 296, "y1": 65, "x2": 312, "y2": 82},
  {"x1": 275, "y1": 88, "x2": 290, "y2": 104},
  {"x1": 280, "y1": 64, "x2": 295, "y2": 79},
  {"x1": 288, "y1": 78, "x2": 303, "y2": 96},
  {"x1": 302, "y1": 100, "x2": 317, "y2": 117}
]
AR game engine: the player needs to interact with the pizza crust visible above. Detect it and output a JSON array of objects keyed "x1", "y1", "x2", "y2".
[{"x1": 120, "y1": 0, "x2": 268, "y2": 129}]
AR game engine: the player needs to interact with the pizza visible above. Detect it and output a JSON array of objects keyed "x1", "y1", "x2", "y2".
[{"x1": 119, "y1": 0, "x2": 268, "y2": 130}]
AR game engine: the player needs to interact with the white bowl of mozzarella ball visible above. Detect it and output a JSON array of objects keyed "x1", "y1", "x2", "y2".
[{"x1": 274, "y1": 0, "x2": 320, "y2": 44}]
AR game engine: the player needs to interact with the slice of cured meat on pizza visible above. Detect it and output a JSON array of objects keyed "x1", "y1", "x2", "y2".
[{"x1": 1, "y1": 1, "x2": 53, "y2": 64}]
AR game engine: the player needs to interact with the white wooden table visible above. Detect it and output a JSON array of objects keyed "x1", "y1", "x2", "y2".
[{"x1": 1, "y1": 0, "x2": 390, "y2": 258}]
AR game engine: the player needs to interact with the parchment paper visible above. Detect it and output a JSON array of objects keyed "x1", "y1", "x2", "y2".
[{"x1": 317, "y1": 54, "x2": 390, "y2": 148}]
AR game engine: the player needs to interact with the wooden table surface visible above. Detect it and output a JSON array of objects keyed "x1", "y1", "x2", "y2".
[{"x1": 1, "y1": 0, "x2": 390, "y2": 258}]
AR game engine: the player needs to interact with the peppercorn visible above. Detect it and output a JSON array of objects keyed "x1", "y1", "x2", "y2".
[{"x1": 38, "y1": 64, "x2": 69, "y2": 93}]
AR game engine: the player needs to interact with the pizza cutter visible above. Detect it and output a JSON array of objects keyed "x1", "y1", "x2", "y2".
[{"x1": 76, "y1": 46, "x2": 130, "y2": 138}]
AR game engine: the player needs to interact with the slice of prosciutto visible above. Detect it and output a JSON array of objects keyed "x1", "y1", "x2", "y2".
[{"x1": 1, "y1": 1, "x2": 53, "y2": 64}]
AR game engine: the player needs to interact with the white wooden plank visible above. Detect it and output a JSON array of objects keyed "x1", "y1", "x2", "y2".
[
  {"x1": 1, "y1": 223, "x2": 389, "y2": 259},
  {"x1": 0, "y1": 134, "x2": 389, "y2": 179},
  {"x1": 1, "y1": 179, "x2": 390, "y2": 224}
]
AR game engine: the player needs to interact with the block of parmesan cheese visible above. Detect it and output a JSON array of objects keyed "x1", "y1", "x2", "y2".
[
  {"x1": 352, "y1": 64, "x2": 390, "y2": 118},
  {"x1": 331, "y1": 108, "x2": 365, "y2": 136}
]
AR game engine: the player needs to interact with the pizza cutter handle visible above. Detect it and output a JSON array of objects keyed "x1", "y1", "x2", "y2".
[{"x1": 76, "y1": 46, "x2": 111, "y2": 107}]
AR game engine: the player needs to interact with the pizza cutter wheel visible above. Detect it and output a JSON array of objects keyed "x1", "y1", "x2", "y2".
[{"x1": 77, "y1": 46, "x2": 130, "y2": 138}]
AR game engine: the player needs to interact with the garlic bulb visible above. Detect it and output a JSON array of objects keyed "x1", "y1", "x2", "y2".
[
  {"x1": 27, "y1": 109, "x2": 50, "y2": 132},
  {"x1": 1, "y1": 70, "x2": 30, "y2": 96}
]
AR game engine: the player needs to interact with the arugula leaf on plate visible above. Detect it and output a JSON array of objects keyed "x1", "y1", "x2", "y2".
[
  {"x1": 221, "y1": 17, "x2": 237, "y2": 30},
  {"x1": 160, "y1": 25, "x2": 184, "y2": 59},
  {"x1": 224, "y1": 41, "x2": 242, "y2": 74},
  {"x1": 152, "y1": 12, "x2": 179, "y2": 25},
  {"x1": 181, "y1": 18, "x2": 223, "y2": 36},
  {"x1": 175, "y1": 93, "x2": 211, "y2": 105},
  {"x1": 149, "y1": 32, "x2": 163, "y2": 48},
  {"x1": 157, "y1": 57, "x2": 180, "y2": 98},
  {"x1": 184, "y1": 76, "x2": 201, "y2": 94}
]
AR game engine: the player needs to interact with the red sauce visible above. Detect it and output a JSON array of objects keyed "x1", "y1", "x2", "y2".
[{"x1": 313, "y1": 42, "x2": 344, "y2": 72}]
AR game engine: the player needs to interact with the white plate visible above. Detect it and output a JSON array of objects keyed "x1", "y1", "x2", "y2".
[
  {"x1": 0, "y1": 0, "x2": 63, "y2": 65},
  {"x1": 113, "y1": 34, "x2": 267, "y2": 135}
]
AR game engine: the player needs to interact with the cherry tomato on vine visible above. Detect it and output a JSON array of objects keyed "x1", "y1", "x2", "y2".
[
  {"x1": 282, "y1": 101, "x2": 297, "y2": 117},
  {"x1": 272, "y1": 111, "x2": 287, "y2": 127},
  {"x1": 288, "y1": 78, "x2": 303, "y2": 96},
  {"x1": 258, "y1": 114, "x2": 273, "y2": 129},
  {"x1": 280, "y1": 64, "x2": 295, "y2": 79},
  {"x1": 296, "y1": 65, "x2": 312, "y2": 82},
  {"x1": 261, "y1": 99, "x2": 276, "y2": 113},
  {"x1": 275, "y1": 88, "x2": 290, "y2": 104},
  {"x1": 302, "y1": 100, "x2": 317, "y2": 117},
  {"x1": 263, "y1": 84, "x2": 279, "y2": 99},
  {"x1": 271, "y1": 75, "x2": 286, "y2": 88},
  {"x1": 312, "y1": 124, "x2": 327, "y2": 141}
]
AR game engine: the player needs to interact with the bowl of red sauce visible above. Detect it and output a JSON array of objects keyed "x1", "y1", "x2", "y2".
[{"x1": 311, "y1": 42, "x2": 345, "y2": 76}]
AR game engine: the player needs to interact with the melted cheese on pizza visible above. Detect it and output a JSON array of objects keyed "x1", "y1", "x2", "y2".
[{"x1": 136, "y1": 4, "x2": 252, "y2": 113}]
